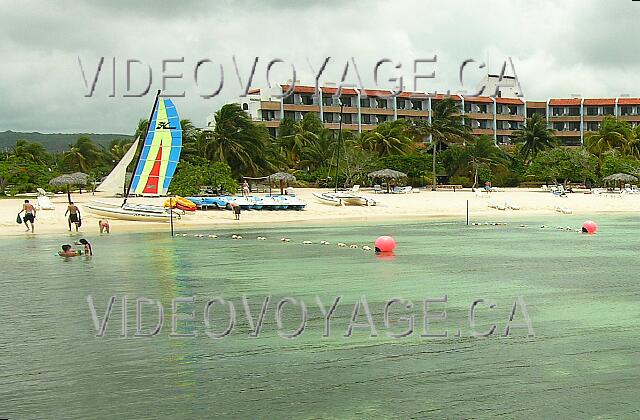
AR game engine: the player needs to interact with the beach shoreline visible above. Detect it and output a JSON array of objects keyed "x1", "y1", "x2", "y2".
[{"x1": 2, "y1": 187, "x2": 638, "y2": 237}]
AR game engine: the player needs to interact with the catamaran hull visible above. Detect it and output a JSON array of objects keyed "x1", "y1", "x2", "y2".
[
  {"x1": 313, "y1": 192, "x2": 376, "y2": 206},
  {"x1": 85, "y1": 202, "x2": 181, "y2": 222}
]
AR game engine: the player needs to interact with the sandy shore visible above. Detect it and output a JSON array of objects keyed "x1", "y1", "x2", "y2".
[{"x1": 2, "y1": 187, "x2": 638, "y2": 236}]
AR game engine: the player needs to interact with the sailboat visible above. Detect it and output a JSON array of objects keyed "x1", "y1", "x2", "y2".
[
  {"x1": 86, "y1": 91, "x2": 184, "y2": 222},
  {"x1": 312, "y1": 102, "x2": 376, "y2": 207}
]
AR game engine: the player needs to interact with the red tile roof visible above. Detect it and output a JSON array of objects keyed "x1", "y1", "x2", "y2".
[
  {"x1": 496, "y1": 97, "x2": 524, "y2": 105},
  {"x1": 432, "y1": 94, "x2": 462, "y2": 101},
  {"x1": 319, "y1": 86, "x2": 358, "y2": 96},
  {"x1": 361, "y1": 89, "x2": 394, "y2": 97},
  {"x1": 584, "y1": 99, "x2": 615, "y2": 106},
  {"x1": 549, "y1": 98, "x2": 581, "y2": 106},
  {"x1": 463, "y1": 96, "x2": 494, "y2": 104},
  {"x1": 618, "y1": 98, "x2": 640, "y2": 105},
  {"x1": 281, "y1": 84, "x2": 317, "y2": 94}
]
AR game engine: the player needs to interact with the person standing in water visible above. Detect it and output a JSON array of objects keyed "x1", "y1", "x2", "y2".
[
  {"x1": 18, "y1": 199, "x2": 37, "y2": 233},
  {"x1": 99, "y1": 219, "x2": 110, "y2": 233},
  {"x1": 65, "y1": 202, "x2": 81, "y2": 232}
]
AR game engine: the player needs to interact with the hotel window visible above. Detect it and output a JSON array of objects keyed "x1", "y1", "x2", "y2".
[
  {"x1": 283, "y1": 94, "x2": 294, "y2": 104},
  {"x1": 360, "y1": 98, "x2": 370, "y2": 108},
  {"x1": 464, "y1": 103, "x2": 472, "y2": 113},
  {"x1": 586, "y1": 122, "x2": 600, "y2": 131},
  {"x1": 323, "y1": 113, "x2": 334, "y2": 123},
  {"x1": 586, "y1": 107, "x2": 598, "y2": 116},
  {"x1": 620, "y1": 106, "x2": 632, "y2": 116},
  {"x1": 377, "y1": 115, "x2": 388, "y2": 123},
  {"x1": 568, "y1": 122, "x2": 580, "y2": 131},
  {"x1": 300, "y1": 95, "x2": 313, "y2": 105},
  {"x1": 397, "y1": 99, "x2": 406, "y2": 110},
  {"x1": 568, "y1": 107, "x2": 580, "y2": 116},
  {"x1": 496, "y1": 104, "x2": 503, "y2": 114},
  {"x1": 377, "y1": 99, "x2": 388, "y2": 109},
  {"x1": 553, "y1": 122, "x2": 565, "y2": 131},
  {"x1": 602, "y1": 106, "x2": 614, "y2": 115},
  {"x1": 284, "y1": 111, "x2": 295, "y2": 120},
  {"x1": 411, "y1": 100, "x2": 422, "y2": 110},
  {"x1": 342, "y1": 113, "x2": 353, "y2": 124},
  {"x1": 508, "y1": 121, "x2": 519, "y2": 130},
  {"x1": 261, "y1": 110, "x2": 275, "y2": 121},
  {"x1": 362, "y1": 114, "x2": 373, "y2": 124},
  {"x1": 322, "y1": 96, "x2": 333, "y2": 106},
  {"x1": 508, "y1": 105, "x2": 518, "y2": 115},
  {"x1": 552, "y1": 107, "x2": 563, "y2": 116},
  {"x1": 478, "y1": 104, "x2": 488, "y2": 113},
  {"x1": 478, "y1": 120, "x2": 488, "y2": 129},
  {"x1": 341, "y1": 96, "x2": 352, "y2": 107}
]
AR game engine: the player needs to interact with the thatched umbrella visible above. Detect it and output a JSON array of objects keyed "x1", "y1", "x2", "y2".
[
  {"x1": 49, "y1": 172, "x2": 89, "y2": 203},
  {"x1": 368, "y1": 169, "x2": 408, "y2": 192},
  {"x1": 603, "y1": 173, "x2": 638, "y2": 189},
  {"x1": 269, "y1": 172, "x2": 296, "y2": 194}
]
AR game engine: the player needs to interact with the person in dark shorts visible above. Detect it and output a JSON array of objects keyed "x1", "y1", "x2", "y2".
[
  {"x1": 19, "y1": 199, "x2": 37, "y2": 233},
  {"x1": 233, "y1": 203, "x2": 241, "y2": 220},
  {"x1": 65, "y1": 202, "x2": 81, "y2": 232}
]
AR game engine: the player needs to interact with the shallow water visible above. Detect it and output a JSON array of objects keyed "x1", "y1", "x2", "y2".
[{"x1": 1, "y1": 215, "x2": 639, "y2": 418}]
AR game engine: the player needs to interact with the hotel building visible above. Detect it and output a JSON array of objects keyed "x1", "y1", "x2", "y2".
[{"x1": 208, "y1": 78, "x2": 640, "y2": 146}]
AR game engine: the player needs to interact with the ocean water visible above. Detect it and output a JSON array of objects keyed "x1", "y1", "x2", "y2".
[{"x1": 1, "y1": 215, "x2": 639, "y2": 419}]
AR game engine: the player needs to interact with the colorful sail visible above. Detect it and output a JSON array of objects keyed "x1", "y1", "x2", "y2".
[{"x1": 130, "y1": 98, "x2": 182, "y2": 196}]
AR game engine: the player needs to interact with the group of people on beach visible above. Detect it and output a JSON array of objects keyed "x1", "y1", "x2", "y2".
[{"x1": 18, "y1": 199, "x2": 110, "y2": 234}]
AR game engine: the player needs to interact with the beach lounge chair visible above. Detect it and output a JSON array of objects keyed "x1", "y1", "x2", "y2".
[
  {"x1": 352, "y1": 185, "x2": 360, "y2": 193},
  {"x1": 393, "y1": 186, "x2": 412, "y2": 194},
  {"x1": 505, "y1": 200, "x2": 520, "y2": 210},
  {"x1": 37, "y1": 194, "x2": 54, "y2": 210},
  {"x1": 373, "y1": 184, "x2": 383, "y2": 194}
]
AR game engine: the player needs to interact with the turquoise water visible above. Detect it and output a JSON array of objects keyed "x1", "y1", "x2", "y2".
[{"x1": 1, "y1": 216, "x2": 639, "y2": 418}]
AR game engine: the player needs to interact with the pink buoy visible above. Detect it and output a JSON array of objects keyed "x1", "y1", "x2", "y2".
[
  {"x1": 582, "y1": 220, "x2": 598, "y2": 234},
  {"x1": 375, "y1": 236, "x2": 397, "y2": 253}
]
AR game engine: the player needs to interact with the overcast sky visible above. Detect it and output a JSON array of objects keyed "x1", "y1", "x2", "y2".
[{"x1": 1, "y1": 0, "x2": 640, "y2": 134}]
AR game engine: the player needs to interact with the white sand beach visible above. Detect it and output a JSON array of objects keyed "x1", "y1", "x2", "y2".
[{"x1": 2, "y1": 188, "x2": 639, "y2": 236}]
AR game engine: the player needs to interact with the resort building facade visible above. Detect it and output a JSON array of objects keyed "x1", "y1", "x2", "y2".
[{"x1": 208, "y1": 81, "x2": 640, "y2": 146}]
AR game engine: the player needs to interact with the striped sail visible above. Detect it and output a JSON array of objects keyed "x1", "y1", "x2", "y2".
[{"x1": 130, "y1": 98, "x2": 182, "y2": 196}]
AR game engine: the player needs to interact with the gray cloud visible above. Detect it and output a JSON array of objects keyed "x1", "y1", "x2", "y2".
[{"x1": 1, "y1": 0, "x2": 640, "y2": 133}]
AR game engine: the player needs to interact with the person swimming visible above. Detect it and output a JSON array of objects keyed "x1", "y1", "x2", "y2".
[
  {"x1": 75, "y1": 239, "x2": 93, "y2": 255},
  {"x1": 58, "y1": 244, "x2": 81, "y2": 257}
]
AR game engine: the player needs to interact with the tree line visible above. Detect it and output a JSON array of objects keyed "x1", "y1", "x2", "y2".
[{"x1": 3, "y1": 99, "x2": 640, "y2": 196}]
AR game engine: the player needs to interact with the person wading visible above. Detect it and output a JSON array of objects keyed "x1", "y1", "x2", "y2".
[
  {"x1": 18, "y1": 199, "x2": 37, "y2": 233},
  {"x1": 65, "y1": 202, "x2": 81, "y2": 232}
]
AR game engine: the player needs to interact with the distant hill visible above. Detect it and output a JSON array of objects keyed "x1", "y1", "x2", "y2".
[{"x1": 0, "y1": 130, "x2": 133, "y2": 153}]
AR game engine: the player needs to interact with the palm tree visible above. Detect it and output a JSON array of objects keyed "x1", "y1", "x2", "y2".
[
  {"x1": 107, "y1": 139, "x2": 134, "y2": 161},
  {"x1": 12, "y1": 140, "x2": 49, "y2": 164},
  {"x1": 62, "y1": 137, "x2": 101, "y2": 172},
  {"x1": 63, "y1": 146, "x2": 89, "y2": 172},
  {"x1": 179, "y1": 119, "x2": 200, "y2": 160},
  {"x1": 134, "y1": 119, "x2": 149, "y2": 140},
  {"x1": 463, "y1": 136, "x2": 510, "y2": 188},
  {"x1": 408, "y1": 98, "x2": 471, "y2": 190},
  {"x1": 360, "y1": 119, "x2": 413, "y2": 157},
  {"x1": 513, "y1": 114, "x2": 556, "y2": 163},
  {"x1": 299, "y1": 129, "x2": 334, "y2": 171},
  {"x1": 277, "y1": 114, "x2": 323, "y2": 168},
  {"x1": 627, "y1": 125, "x2": 640, "y2": 158},
  {"x1": 585, "y1": 116, "x2": 633, "y2": 158},
  {"x1": 209, "y1": 103, "x2": 273, "y2": 176}
]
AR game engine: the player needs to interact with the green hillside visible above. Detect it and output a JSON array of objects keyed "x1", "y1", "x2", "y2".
[{"x1": 0, "y1": 130, "x2": 132, "y2": 153}]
